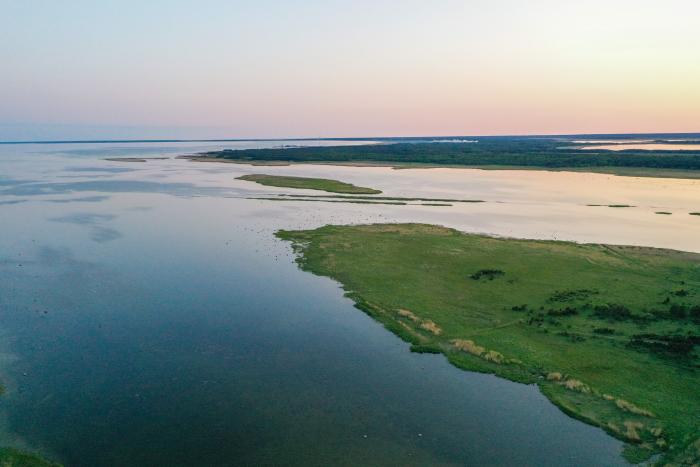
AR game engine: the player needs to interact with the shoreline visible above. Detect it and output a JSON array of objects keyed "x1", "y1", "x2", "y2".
[
  {"x1": 277, "y1": 223, "x2": 700, "y2": 465},
  {"x1": 179, "y1": 155, "x2": 700, "y2": 180}
]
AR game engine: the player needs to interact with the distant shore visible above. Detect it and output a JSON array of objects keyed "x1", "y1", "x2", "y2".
[
  {"x1": 181, "y1": 154, "x2": 700, "y2": 180},
  {"x1": 179, "y1": 138, "x2": 700, "y2": 180}
]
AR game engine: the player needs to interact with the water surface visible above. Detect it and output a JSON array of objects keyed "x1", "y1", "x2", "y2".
[
  {"x1": 579, "y1": 143, "x2": 700, "y2": 151},
  {"x1": 4, "y1": 140, "x2": 700, "y2": 465}
]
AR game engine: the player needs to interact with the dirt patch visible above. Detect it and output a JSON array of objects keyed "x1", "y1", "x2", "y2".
[
  {"x1": 452, "y1": 339, "x2": 486, "y2": 356},
  {"x1": 561, "y1": 378, "x2": 591, "y2": 394},
  {"x1": 420, "y1": 320, "x2": 442, "y2": 335},
  {"x1": 616, "y1": 399, "x2": 655, "y2": 417},
  {"x1": 397, "y1": 309, "x2": 419, "y2": 321},
  {"x1": 624, "y1": 421, "x2": 644, "y2": 441}
]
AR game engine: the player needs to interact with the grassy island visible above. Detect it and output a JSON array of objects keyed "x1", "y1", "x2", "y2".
[
  {"x1": 237, "y1": 174, "x2": 381, "y2": 194},
  {"x1": 276, "y1": 224, "x2": 700, "y2": 465}
]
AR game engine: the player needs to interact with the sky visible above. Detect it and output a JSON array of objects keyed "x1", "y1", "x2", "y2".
[{"x1": 1, "y1": 0, "x2": 699, "y2": 140}]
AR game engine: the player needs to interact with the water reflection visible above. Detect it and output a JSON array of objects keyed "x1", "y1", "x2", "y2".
[{"x1": 49, "y1": 213, "x2": 122, "y2": 243}]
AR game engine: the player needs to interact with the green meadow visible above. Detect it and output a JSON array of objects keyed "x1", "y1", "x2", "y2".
[
  {"x1": 277, "y1": 224, "x2": 700, "y2": 465},
  {"x1": 237, "y1": 174, "x2": 381, "y2": 194}
]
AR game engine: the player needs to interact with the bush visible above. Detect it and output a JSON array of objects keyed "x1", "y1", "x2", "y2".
[
  {"x1": 470, "y1": 269, "x2": 505, "y2": 280},
  {"x1": 668, "y1": 303, "x2": 688, "y2": 319},
  {"x1": 691, "y1": 305, "x2": 700, "y2": 323},
  {"x1": 547, "y1": 307, "x2": 578, "y2": 316},
  {"x1": 628, "y1": 333, "x2": 700, "y2": 357},
  {"x1": 549, "y1": 289, "x2": 597, "y2": 302},
  {"x1": 594, "y1": 303, "x2": 633, "y2": 321}
]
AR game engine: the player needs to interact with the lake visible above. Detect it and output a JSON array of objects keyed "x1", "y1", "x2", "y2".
[{"x1": 2, "y1": 140, "x2": 699, "y2": 465}]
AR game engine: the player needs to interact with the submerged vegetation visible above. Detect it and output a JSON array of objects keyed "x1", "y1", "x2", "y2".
[
  {"x1": 248, "y1": 197, "x2": 408, "y2": 206},
  {"x1": 272, "y1": 194, "x2": 484, "y2": 203},
  {"x1": 246, "y1": 192, "x2": 487, "y2": 207},
  {"x1": 239, "y1": 174, "x2": 490, "y2": 207},
  {"x1": 276, "y1": 223, "x2": 700, "y2": 465},
  {"x1": 200, "y1": 137, "x2": 700, "y2": 178},
  {"x1": 0, "y1": 448, "x2": 61, "y2": 467},
  {"x1": 237, "y1": 174, "x2": 381, "y2": 194}
]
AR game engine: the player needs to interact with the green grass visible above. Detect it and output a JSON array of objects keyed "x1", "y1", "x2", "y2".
[
  {"x1": 276, "y1": 223, "x2": 700, "y2": 465},
  {"x1": 237, "y1": 174, "x2": 381, "y2": 194},
  {"x1": 0, "y1": 448, "x2": 61, "y2": 467}
]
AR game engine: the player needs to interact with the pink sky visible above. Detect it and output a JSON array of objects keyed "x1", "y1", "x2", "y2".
[{"x1": 2, "y1": 0, "x2": 699, "y2": 139}]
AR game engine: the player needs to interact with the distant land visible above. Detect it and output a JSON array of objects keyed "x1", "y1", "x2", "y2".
[{"x1": 187, "y1": 133, "x2": 700, "y2": 180}]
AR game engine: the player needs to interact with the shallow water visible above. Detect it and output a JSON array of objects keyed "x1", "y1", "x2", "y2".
[
  {"x1": 579, "y1": 143, "x2": 700, "y2": 151},
  {"x1": 571, "y1": 140, "x2": 654, "y2": 144},
  {"x1": 4, "y1": 140, "x2": 700, "y2": 465}
]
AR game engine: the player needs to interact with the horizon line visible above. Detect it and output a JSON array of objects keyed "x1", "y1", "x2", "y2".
[{"x1": 2, "y1": 131, "x2": 700, "y2": 145}]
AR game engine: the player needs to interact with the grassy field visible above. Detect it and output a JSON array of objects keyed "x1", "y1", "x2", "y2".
[
  {"x1": 237, "y1": 174, "x2": 381, "y2": 194},
  {"x1": 276, "y1": 224, "x2": 700, "y2": 465}
]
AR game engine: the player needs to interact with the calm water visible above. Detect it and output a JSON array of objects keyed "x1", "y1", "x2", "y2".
[
  {"x1": 579, "y1": 143, "x2": 700, "y2": 151},
  {"x1": 4, "y1": 140, "x2": 700, "y2": 466}
]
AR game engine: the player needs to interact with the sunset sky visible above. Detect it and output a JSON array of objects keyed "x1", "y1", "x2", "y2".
[{"x1": 2, "y1": 0, "x2": 699, "y2": 139}]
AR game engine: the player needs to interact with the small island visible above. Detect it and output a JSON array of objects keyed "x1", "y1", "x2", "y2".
[
  {"x1": 104, "y1": 157, "x2": 169, "y2": 162},
  {"x1": 237, "y1": 174, "x2": 382, "y2": 194},
  {"x1": 277, "y1": 223, "x2": 700, "y2": 465}
]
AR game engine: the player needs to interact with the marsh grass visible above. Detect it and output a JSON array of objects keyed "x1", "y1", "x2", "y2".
[
  {"x1": 248, "y1": 197, "x2": 407, "y2": 206},
  {"x1": 0, "y1": 448, "x2": 61, "y2": 466},
  {"x1": 277, "y1": 194, "x2": 484, "y2": 203},
  {"x1": 237, "y1": 174, "x2": 381, "y2": 194}
]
